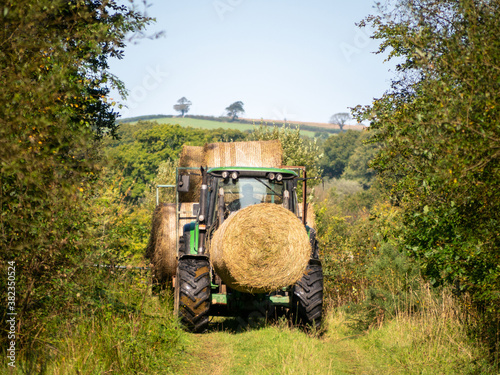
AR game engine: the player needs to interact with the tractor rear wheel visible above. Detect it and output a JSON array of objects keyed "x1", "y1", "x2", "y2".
[
  {"x1": 175, "y1": 257, "x2": 211, "y2": 333},
  {"x1": 291, "y1": 260, "x2": 323, "y2": 329}
]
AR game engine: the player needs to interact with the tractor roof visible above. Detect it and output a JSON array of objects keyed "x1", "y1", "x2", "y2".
[{"x1": 208, "y1": 166, "x2": 299, "y2": 178}]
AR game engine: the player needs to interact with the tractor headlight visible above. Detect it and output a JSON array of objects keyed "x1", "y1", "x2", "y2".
[
  {"x1": 268, "y1": 172, "x2": 276, "y2": 181},
  {"x1": 231, "y1": 171, "x2": 239, "y2": 180},
  {"x1": 222, "y1": 171, "x2": 229, "y2": 179},
  {"x1": 276, "y1": 173, "x2": 283, "y2": 182}
]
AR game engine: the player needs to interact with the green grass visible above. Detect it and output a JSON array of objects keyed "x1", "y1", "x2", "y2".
[
  {"x1": 5, "y1": 273, "x2": 493, "y2": 374},
  {"x1": 178, "y1": 320, "x2": 351, "y2": 375},
  {"x1": 126, "y1": 116, "x2": 319, "y2": 138},
  {"x1": 155, "y1": 117, "x2": 256, "y2": 131}
]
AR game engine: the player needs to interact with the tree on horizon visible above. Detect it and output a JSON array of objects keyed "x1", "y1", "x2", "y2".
[
  {"x1": 225, "y1": 101, "x2": 245, "y2": 121},
  {"x1": 329, "y1": 112, "x2": 351, "y2": 132},
  {"x1": 173, "y1": 97, "x2": 192, "y2": 117}
]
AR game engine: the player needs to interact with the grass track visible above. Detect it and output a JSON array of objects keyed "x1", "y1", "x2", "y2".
[
  {"x1": 175, "y1": 309, "x2": 489, "y2": 375},
  {"x1": 178, "y1": 320, "x2": 384, "y2": 375}
]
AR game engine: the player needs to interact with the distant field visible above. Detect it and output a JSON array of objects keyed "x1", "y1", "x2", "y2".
[
  {"x1": 154, "y1": 117, "x2": 257, "y2": 132},
  {"x1": 243, "y1": 117, "x2": 364, "y2": 131},
  {"x1": 121, "y1": 116, "x2": 334, "y2": 138}
]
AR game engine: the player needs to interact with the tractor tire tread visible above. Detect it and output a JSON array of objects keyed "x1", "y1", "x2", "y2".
[
  {"x1": 177, "y1": 257, "x2": 211, "y2": 333},
  {"x1": 292, "y1": 262, "x2": 323, "y2": 329}
]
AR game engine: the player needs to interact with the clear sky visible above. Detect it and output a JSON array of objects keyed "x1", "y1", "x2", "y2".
[{"x1": 109, "y1": 0, "x2": 397, "y2": 124}]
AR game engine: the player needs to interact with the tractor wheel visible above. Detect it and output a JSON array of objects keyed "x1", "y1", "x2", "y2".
[
  {"x1": 175, "y1": 257, "x2": 211, "y2": 333},
  {"x1": 291, "y1": 261, "x2": 323, "y2": 329}
]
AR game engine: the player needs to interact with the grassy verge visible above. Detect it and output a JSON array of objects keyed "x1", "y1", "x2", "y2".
[
  {"x1": 326, "y1": 289, "x2": 492, "y2": 375},
  {"x1": 2, "y1": 270, "x2": 187, "y2": 375}
]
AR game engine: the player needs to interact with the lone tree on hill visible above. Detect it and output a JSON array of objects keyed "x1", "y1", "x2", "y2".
[
  {"x1": 225, "y1": 101, "x2": 245, "y2": 121},
  {"x1": 329, "y1": 112, "x2": 351, "y2": 132},
  {"x1": 174, "y1": 97, "x2": 192, "y2": 117}
]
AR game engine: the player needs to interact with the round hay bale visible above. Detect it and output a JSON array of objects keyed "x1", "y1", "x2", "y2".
[
  {"x1": 146, "y1": 203, "x2": 177, "y2": 282},
  {"x1": 210, "y1": 203, "x2": 310, "y2": 293}
]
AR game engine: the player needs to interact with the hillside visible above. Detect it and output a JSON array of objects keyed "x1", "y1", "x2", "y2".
[
  {"x1": 243, "y1": 117, "x2": 364, "y2": 131},
  {"x1": 118, "y1": 114, "x2": 365, "y2": 138}
]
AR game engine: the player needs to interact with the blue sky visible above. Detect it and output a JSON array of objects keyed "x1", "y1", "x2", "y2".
[{"x1": 109, "y1": 0, "x2": 396, "y2": 123}]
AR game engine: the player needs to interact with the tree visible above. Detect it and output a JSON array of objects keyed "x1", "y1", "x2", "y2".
[
  {"x1": 320, "y1": 130, "x2": 362, "y2": 178},
  {"x1": 356, "y1": 0, "x2": 500, "y2": 332},
  {"x1": 225, "y1": 101, "x2": 245, "y2": 121},
  {"x1": 329, "y1": 113, "x2": 351, "y2": 132},
  {"x1": 342, "y1": 131, "x2": 379, "y2": 189},
  {"x1": 0, "y1": 0, "x2": 152, "y2": 350},
  {"x1": 173, "y1": 97, "x2": 192, "y2": 117}
]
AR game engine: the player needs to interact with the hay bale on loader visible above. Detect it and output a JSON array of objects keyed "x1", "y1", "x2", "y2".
[
  {"x1": 146, "y1": 203, "x2": 177, "y2": 284},
  {"x1": 203, "y1": 140, "x2": 282, "y2": 168},
  {"x1": 210, "y1": 203, "x2": 311, "y2": 293}
]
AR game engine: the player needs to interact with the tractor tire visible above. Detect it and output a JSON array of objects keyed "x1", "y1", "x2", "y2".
[
  {"x1": 291, "y1": 260, "x2": 323, "y2": 329},
  {"x1": 176, "y1": 257, "x2": 211, "y2": 333}
]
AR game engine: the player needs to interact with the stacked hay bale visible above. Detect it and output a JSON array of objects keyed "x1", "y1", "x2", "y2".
[
  {"x1": 178, "y1": 145, "x2": 204, "y2": 203},
  {"x1": 203, "y1": 140, "x2": 282, "y2": 168},
  {"x1": 210, "y1": 203, "x2": 311, "y2": 293},
  {"x1": 146, "y1": 203, "x2": 177, "y2": 283}
]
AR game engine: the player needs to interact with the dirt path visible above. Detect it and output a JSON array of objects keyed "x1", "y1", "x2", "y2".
[{"x1": 179, "y1": 332, "x2": 233, "y2": 375}]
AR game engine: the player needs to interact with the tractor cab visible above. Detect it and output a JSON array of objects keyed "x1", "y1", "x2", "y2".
[
  {"x1": 178, "y1": 166, "x2": 308, "y2": 257},
  {"x1": 206, "y1": 167, "x2": 300, "y2": 225}
]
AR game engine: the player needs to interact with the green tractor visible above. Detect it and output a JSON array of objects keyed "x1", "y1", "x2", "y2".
[{"x1": 168, "y1": 165, "x2": 323, "y2": 332}]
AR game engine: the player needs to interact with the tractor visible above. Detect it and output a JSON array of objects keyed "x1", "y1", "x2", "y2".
[{"x1": 164, "y1": 165, "x2": 323, "y2": 332}]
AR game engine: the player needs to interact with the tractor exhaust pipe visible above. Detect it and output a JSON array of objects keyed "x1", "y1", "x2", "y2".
[{"x1": 302, "y1": 169, "x2": 307, "y2": 225}]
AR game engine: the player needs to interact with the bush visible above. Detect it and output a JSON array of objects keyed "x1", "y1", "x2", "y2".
[{"x1": 356, "y1": 0, "x2": 500, "y2": 355}]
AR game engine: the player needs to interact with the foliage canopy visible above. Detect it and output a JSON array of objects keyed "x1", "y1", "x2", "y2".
[
  {"x1": 355, "y1": 0, "x2": 500, "y2": 316},
  {"x1": 0, "y1": 0, "x2": 152, "y2": 348},
  {"x1": 320, "y1": 130, "x2": 362, "y2": 179}
]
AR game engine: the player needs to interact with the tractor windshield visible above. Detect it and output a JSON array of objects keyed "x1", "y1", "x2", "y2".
[{"x1": 219, "y1": 177, "x2": 284, "y2": 212}]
